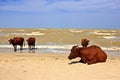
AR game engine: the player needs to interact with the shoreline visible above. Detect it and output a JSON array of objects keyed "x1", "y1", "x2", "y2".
[
  {"x1": 0, "y1": 46, "x2": 120, "y2": 56},
  {"x1": 0, "y1": 44, "x2": 120, "y2": 50}
]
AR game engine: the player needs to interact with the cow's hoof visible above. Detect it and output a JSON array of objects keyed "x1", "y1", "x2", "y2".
[{"x1": 79, "y1": 59, "x2": 84, "y2": 63}]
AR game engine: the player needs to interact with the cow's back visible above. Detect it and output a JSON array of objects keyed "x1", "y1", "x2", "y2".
[
  {"x1": 90, "y1": 45, "x2": 107, "y2": 62},
  {"x1": 27, "y1": 37, "x2": 35, "y2": 44},
  {"x1": 13, "y1": 37, "x2": 24, "y2": 45}
]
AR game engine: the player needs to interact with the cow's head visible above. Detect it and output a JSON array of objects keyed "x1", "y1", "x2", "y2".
[
  {"x1": 68, "y1": 46, "x2": 80, "y2": 60},
  {"x1": 8, "y1": 39, "x2": 13, "y2": 44}
]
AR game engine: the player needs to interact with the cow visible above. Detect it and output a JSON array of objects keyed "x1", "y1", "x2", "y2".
[
  {"x1": 27, "y1": 37, "x2": 36, "y2": 50},
  {"x1": 81, "y1": 38, "x2": 89, "y2": 47},
  {"x1": 68, "y1": 45, "x2": 107, "y2": 65},
  {"x1": 79, "y1": 38, "x2": 90, "y2": 63},
  {"x1": 9, "y1": 37, "x2": 25, "y2": 51}
]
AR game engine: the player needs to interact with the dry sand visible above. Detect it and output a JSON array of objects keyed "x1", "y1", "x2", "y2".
[{"x1": 0, "y1": 53, "x2": 120, "y2": 80}]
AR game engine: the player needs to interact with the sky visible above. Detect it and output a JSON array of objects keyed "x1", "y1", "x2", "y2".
[{"x1": 0, "y1": 0, "x2": 120, "y2": 29}]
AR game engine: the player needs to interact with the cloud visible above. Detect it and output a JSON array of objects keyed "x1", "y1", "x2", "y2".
[
  {"x1": 0, "y1": 0, "x2": 120, "y2": 13},
  {"x1": 0, "y1": 0, "x2": 48, "y2": 12},
  {"x1": 51, "y1": 0, "x2": 120, "y2": 12}
]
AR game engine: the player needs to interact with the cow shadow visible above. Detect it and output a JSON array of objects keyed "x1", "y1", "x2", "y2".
[
  {"x1": 13, "y1": 47, "x2": 38, "y2": 53},
  {"x1": 28, "y1": 48, "x2": 37, "y2": 53},
  {"x1": 68, "y1": 60, "x2": 84, "y2": 65},
  {"x1": 29, "y1": 47, "x2": 37, "y2": 50},
  {"x1": 14, "y1": 48, "x2": 27, "y2": 52}
]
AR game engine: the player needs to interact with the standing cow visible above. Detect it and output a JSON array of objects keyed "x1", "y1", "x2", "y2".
[
  {"x1": 81, "y1": 38, "x2": 89, "y2": 47},
  {"x1": 27, "y1": 37, "x2": 36, "y2": 50},
  {"x1": 9, "y1": 37, "x2": 25, "y2": 51},
  {"x1": 68, "y1": 45, "x2": 107, "y2": 65}
]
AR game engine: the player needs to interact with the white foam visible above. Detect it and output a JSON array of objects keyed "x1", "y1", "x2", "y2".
[
  {"x1": 0, "y1": 45, "x2": 119, "y2": 51},
  {"x1": 36, "y1": 45, "x2": 73, "y2": 49},
  {"x1": 102, "y1": 36, "x2": 116, "y2": 39},
  {"x1": 69, "y1": 29, "x2": 83, "y2": 33},
  {"x1": 101, "y1": 47, "x2": 120, "y2": 51},
  {"x1": 0, "y1": 45, "x2": 12, "y2": 48},
  {"x1": 11, "y1": 33, "x2": 26, "y2": 35},
  {"x1": 26, "y1": 32, "x2": 45, "y2": 36},
  {"x1": 93, "y1": 31, "x2": 116, "y2": 36},
  {"x1": 10, "y1": 32, "x2": 45, "y2": 36},
  {"x1": 0, "y1": 44, "x2": 73, "y2": 49}
]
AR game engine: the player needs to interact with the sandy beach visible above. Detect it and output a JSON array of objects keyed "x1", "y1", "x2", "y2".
[{"x1": 0, "y1": 52, "x2": 120, "y2": 80}]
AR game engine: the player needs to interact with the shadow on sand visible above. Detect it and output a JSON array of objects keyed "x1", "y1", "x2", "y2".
[
  {"x1": 68, "y1": 61, "x2": 83, "y2": 65},
  {"x1": 68, "y1": 59, "x2": 85, "y2": 65}
]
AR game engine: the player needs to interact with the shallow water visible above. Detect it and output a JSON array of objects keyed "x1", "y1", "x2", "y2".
[
  {"x1": 0, "y1": 47, "x2": 70, "y2": 54},
  {"x1": 0, "y1": 28, "x2": 120, "y2": 55},
  {"x1": 0, "y1": 28, "x2": 120, "y2": 46}
]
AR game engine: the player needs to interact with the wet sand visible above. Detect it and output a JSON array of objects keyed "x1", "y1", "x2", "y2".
[{"x1": 0, "y1": 52, "x2": 120, "y2": 80}]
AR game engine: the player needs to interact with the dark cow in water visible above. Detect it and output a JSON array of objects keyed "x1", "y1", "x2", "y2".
[
  {"x1": 27, "y1": 37, "x2": 36, "y2": 50},
  {"x1": 68, "y1": 45, "x2": 107, "y2": 65},
  {"x1": 9, "y1": 37, "x2": 25, "y2": 51},
  {"x1": 81, "y1": 38, "x2": 89, "y2": 47}
]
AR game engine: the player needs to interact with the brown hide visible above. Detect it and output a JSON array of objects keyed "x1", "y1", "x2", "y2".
[
  {"x1": 81, "y1": 38, "x2": 89, "y2": 47},
  {"x1": 9, "y1": 37, "x2": 25, "y2": 51},
  {"x1": 27, "y1": 37, "x2": 36, "y2": 49},
  {"x1": 68, "y1": 45, "x2": 107, "y2": 64}
]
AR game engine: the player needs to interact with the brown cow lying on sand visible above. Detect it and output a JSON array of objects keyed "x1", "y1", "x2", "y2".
[
  {"x1": 27, "y1": 37, "x2": 36, "y2": 50},
  {"x1": 68, "y1": 45, "x2": 107, "y2": 65},
  {"x1": 81, "y1": 38, "x2": 89, "y2": 47},
  {"x1": 9, "y1": 37, "x2": 25, "y2": 51}
]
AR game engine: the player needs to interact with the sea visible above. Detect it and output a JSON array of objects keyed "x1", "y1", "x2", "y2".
[{"x1": 0, "y1": 28, "x2": 120, "y2": 55}]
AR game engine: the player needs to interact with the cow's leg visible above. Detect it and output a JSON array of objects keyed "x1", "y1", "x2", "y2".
[
  {"x1": 81, "y1": 56, "x2": 87, "y2": 64},
  {"x1": 79, "y1": 59, "x2": 84, "y2": 63},
  {"x1": 33, "y1": 44, "x2": 35, "y2": 49},
  {"x1": 14, "y1": 45, "x2": 17, "y2": 52},
  {"x1": 29, "y1": 46, "x2": 31, "y2": 50},
  {"x1": 87, "y1": 57, "x2": 97, "y2": 65},
  {"x1": 20, "y1": 45, "x2": 23, "y2": 50}
]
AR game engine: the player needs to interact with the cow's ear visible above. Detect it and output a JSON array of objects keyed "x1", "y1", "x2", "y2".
[{"x1": 76, "y1": 45, "x2": 79, "y2": 48}]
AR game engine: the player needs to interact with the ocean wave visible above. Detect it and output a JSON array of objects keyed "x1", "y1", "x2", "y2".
[
  {"x1": 10, "y1": 32, "x2": 45, "y2": 36},
  {"x1": 26, "y1": 32, "x2": 45, "y2": 36},
  {"x1": 69, "y1": 29, "x2": 83, "y2": 33},
  {"x1": 102, "y1": 36, "x2": 116, "y2": 39},
  {"x1": 0, "y1": 45, "x2": 72, "y2": 53},
  {"x1": 11, "y1": 33, "x2": 27, "y2": 35},
  {"x1": 0, "y1": 45, "x2": 73, "y2": 49},
  {"x1": 92, "y1": 31, "x2": 116, "y2": 36},
  {"x1": 0, "y1": 45, "x2": 120, "y2": 51},
  {"x1": 101, "y1": 47, "x2": 120, "y2": 51}
]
